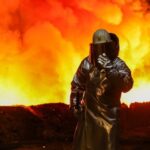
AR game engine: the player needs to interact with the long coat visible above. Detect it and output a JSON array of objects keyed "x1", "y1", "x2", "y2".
[{"x1": 70, "y1": 57, "x2": 133, "y2": 150}]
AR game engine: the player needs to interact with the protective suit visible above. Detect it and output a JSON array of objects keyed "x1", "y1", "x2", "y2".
[{"x1": 70, "y1": 29, "x2": 133, "y2": 150}]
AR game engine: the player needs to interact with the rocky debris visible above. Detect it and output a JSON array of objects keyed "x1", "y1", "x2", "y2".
[{"x1": 0, "y1": 102, "x2": 150, "y2": 149}]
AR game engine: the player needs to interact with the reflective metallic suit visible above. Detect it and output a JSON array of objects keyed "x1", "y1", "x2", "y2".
[{"x1": 70, "y1": 29, "x2": 133, "y2": 150}]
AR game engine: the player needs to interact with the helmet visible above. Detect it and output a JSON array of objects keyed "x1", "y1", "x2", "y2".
[{"x1": 92, "y1": 29, "x2": 112, "y2": 44}]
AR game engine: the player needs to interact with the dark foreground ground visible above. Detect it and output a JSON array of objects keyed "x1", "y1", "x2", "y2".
[{"x1": 1, "y1": 102, "x2": 150, "y2": 150}]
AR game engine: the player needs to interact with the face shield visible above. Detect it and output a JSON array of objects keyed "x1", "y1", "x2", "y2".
[{"x1": 89, "y1": 42, "x2": 115, "y2": 67}]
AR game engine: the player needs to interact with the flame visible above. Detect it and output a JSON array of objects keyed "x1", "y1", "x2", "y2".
[{"x1": 0, "y1": 0, "x2": 150, "y2": 106}]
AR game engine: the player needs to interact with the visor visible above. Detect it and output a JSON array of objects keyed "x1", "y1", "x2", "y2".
[{"x1": 89, "y1": 42, "x2": 115, "y2": 67}]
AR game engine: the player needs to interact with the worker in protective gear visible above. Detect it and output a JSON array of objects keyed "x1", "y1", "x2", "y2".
[{"x1": 70, "y1": 29, "x2": 133, "y2": 150}]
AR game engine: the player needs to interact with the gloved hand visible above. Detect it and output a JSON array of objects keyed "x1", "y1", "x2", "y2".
[
  {"x1": 97, "y1": 53, "x2": 113, "y2": 69},
  {"x1": 73, "y1": 105, "x2": 83, "y2": 118}
]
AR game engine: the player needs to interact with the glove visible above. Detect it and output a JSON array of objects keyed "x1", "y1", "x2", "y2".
[
  {"x1": 72, "y1": 105, "x2": 83, "y2": 118},
  {"x1": 97, "y1": 53, "x2": 113, "y2": 69}
]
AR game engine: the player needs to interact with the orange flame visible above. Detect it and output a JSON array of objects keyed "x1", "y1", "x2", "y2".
[{"x1": 0, "y1": 0, "x2": 150, "y2": 106}]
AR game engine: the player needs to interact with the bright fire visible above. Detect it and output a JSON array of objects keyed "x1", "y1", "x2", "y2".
[{"x1": 0, "y1": 0, "x2": 150, "y2": 106}]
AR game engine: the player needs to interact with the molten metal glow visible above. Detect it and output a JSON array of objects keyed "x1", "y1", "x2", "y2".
[{"x1": 0, "y1": 0, "x2": 150, "y2": 105}]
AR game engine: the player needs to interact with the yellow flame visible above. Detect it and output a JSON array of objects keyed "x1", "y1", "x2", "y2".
[{"x1": 122, "y1": 83, "x2": 150, "y2": 106}]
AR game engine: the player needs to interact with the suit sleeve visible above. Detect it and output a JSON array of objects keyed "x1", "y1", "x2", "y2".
[
  {"x1": 70, "y1": 59, "x2": 89, "y2": 110},
  {"x1": 107, "y1": 58, "x2": 133, "y2": 93}
]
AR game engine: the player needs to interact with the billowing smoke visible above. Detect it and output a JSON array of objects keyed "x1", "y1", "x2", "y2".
[{"x1": 0, "y1": 0, "x2": 149, "y2": 105}]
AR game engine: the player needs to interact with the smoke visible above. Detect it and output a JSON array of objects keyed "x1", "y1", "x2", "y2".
[{"x1": 0, "y1": 0, "x2": 150, "y2": 105}]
